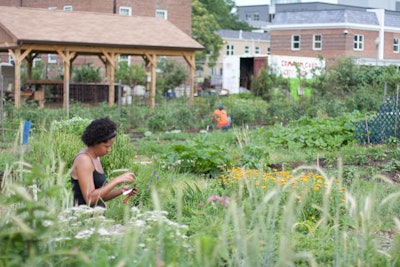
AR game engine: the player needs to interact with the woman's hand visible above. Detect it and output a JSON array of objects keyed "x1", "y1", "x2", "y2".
[
  {"x1": 123, "y1": 186, "x2": 138, "y2": 203},
  {"x1": 116, "y1": 172, "x2": 135, "y2": 184}
]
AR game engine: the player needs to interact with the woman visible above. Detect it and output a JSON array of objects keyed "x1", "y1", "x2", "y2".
[{"x1": 71, "y1": 117, "x2": 136, "y2": 207}]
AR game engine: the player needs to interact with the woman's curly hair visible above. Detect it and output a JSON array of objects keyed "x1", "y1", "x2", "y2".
[{"x1": 82, "y1": 117, "x2": 117, "y2": 146}]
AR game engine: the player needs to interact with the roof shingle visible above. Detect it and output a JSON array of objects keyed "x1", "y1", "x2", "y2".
[
  {"x1": 0, "y1": 6, "x2": 203, "y2": 50},
  {"x1": 273, "y1": 9, "x2": 379, "y2": 26}
]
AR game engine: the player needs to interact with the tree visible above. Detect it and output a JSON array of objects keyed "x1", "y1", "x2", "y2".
[
  {"x1": 192, "y1": 0, "x2": 223, "y2": 68},
  {"x1": 192, "y1": 0, "x2": 253, "y2": 68},
  {"x1": 114, "y1": 61, "x2": 146, "y2": 87},
  {"x1": 72, "y1": 63, "x2": 101, "y2": 83},
  {"x1": 157, "y1": 58, "x2": 187, "y2": 95},
  {"x1": 199, "y1": 0, "x2": 253, "y2": 31}
]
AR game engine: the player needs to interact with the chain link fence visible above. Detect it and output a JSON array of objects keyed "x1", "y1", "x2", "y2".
[{"x1": 354, "y1": 96, "x2": 400, "y2": 144}]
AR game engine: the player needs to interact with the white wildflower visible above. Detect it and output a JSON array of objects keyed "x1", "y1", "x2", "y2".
[{"x1": 75, "y1": 228, "x2": 94, "y2": 239}]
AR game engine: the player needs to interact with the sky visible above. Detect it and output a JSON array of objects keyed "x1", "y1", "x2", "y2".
[
  {"x1": 235, "y1": 0, "x2": 270, "y2": 5},
  {"x1": 234, "y1": 0, "x2": 338, "y2": 6}
]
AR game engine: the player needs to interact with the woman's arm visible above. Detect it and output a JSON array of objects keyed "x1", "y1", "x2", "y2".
[
  {"x1": 102, "y1": 173, "x2": 135, "y2": 201},
  {"x1": 74, "y1": 154, "x2": 135, "y2": 205}
]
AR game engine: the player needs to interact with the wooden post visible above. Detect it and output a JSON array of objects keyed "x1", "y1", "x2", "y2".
[
  {"x1": 8, "y1": 47, "x2": 32, "y2": 108},
  {"x1": 101, "y1": 49, "x2": 118, "y2": 106},
  {"x1": 57, "y1": 49, "x2": 76, "y2": 112},
  {"x1": 144, "y1": 52, "x2": 157, "y2": 108},
  {"x1": 183, "y1": 52, "x2": 196, "y2": 107},
  {"x1": 26, "y1": 53, "x2": 35, "y2": 82},
  {"x1": 13, "y1": 49, "x2": 21, "y2": 108},
  {"x1": 150, "y1": 54, "x2": 156, "y2": 108}
]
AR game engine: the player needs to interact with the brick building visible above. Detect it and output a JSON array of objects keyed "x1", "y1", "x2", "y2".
[{"x1": 269, "y1": 8, "x2": 400, "y2": 69}]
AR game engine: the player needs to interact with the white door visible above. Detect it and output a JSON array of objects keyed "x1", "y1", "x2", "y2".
[{"x1": 222, "y1": 56, "x2": 240, "y2": 94}]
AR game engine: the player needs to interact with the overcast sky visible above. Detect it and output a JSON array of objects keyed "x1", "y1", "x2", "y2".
[
  {"x1": 234, "y1": 0, "x2": 338, "y2": 6},
  {"x1": 235, "y1": 0, "x2": 270, "y2": 5}
]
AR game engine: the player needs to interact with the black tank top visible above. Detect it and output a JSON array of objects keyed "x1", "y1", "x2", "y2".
[{"x1": 71, "y1": 153, "x2": 107, "y2": 207}]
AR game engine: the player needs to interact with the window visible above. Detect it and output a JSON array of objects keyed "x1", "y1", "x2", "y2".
[
  {"x1": 267, "y1": 47, "x2": 270, "y2": 55},
  {"x1": 313, "y1": 34, "x2": 322, "y2": 50},
  {"x1": 353, "y1": 34, "x2": 364, "y2": 51},
  {"x1": 48, "y1": 54, "x2": 57, "y2": 64},
  {"x1": 226, "y1": 44, "x2": 234, "y2": 55},
  {"x1": 119, "y1": 6, "x2": 131, "y2": 16},
  {"x1": 245, "y1": 13, "x2": 251, "y2": 20},
  {"x1": 63, "y1": 5, "x2": 72, "y2": 11},
  {"x1": 119, "y1": 55, "x2": 131, "y2": 65},
  {"x1": 269, "y1": 14, "x2": 275, "y2": 22},
  {"x1": 156, "y1": 9, "x2": 167, "y2": 19},
  {"x1": 255, "y1": 46, "x2": 260, "y2": 54},
  {"x1": 244, "y1": 45, "x2": 250, "y2": 54},
  {"x1": 253, "y1": 13, "x2": 259, "y2": 21},
  {"x1": 394, "y1": 38, "x2": 399, "y2": 53},
  {"x1": 292, "y1": 35, "x2": 300, "y2": 50}
]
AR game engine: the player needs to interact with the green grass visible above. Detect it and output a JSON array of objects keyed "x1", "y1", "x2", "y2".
[{"x1": 1, "y1": 103, "x2": 400, "y2": 266}]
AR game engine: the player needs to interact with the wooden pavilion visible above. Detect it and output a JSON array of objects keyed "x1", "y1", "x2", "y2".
[{"x1": 0, "y1": 6, "x2": 203, "y2": 109}]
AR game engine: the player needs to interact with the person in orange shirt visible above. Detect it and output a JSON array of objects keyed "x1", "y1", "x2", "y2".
[{"x1": 211, "y1": 104, "x2": 231, "y2": 130}]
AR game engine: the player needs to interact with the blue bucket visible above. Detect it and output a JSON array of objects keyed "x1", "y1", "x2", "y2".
[{"x1": 22, "y1": 121, "x2": 31, "y2": 144}]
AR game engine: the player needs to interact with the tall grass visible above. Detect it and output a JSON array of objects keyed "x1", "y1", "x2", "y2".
[{"x1": 2, "y1": 173, "x2": 399, "y2": 266}]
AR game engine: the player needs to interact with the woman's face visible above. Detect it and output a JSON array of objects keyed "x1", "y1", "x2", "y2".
[{"x1": 95, "y1": 137, "x2": 115, "y2": 157}]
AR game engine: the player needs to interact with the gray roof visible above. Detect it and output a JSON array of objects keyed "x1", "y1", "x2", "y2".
[
  {"x1": 217, "y1": 30, "x2": 270, "y2": 41},
  {"x1": 385, "y1": 12, "x2": 400, "y2": 28},
  {"x1": 273, "y1": 9, "x2": 379, "y2": 25}
]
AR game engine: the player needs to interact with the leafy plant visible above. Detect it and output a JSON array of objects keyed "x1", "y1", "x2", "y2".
[
  {"x1": 239, "y1": 144, "x2": 270, "y2": 170},
  {"x1": 114, "y1": 61, "x2": 146, "y2": 87},
  {"x1": 157, "y1": 58, "x2": 187, "y2": 95},
  {"x1": 146, "y1": 112, "x2": 168, "y2": 131},
  {"x1": 264, "y1": 115, "x2": 359, "y2": 150},
  {"x1": 160, "y1": 136, "x2": 233, "y2": 177},
  {"x1": 73, "y1": 63, "x2": 101, "y2": 83}
]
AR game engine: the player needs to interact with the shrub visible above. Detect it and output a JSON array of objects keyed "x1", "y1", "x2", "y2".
[
  {"x1": 226, "y1": 96, "x2": 269, "y2": 126},
  {"x1": 115, "y1": 61, "x2": 146, "y2": 87},
  {"x1": 147, "y1": 112, "x2": 168, "y2": 131},
  {"x1": 73, "y1": 63, "x2": 102, "y2": 83}
]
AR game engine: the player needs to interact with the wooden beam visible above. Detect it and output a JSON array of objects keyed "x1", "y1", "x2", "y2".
[
  {"x1": 25, "y1": 53, "x2": 37, "y2": 82},
  {"x1": 148, "y1": 54, "x2": 157, "y2": 108},
  {"x1": 183, "y1": 52, "x2": 195, "y2": 107},
  {"x1": 8, "y1": 47, "x2": 33, "y2": 108},
  {"x1": 98, "y1": 55, "x2": 107, "y2": 65},
  {"x1": 144, "y1": 52, "x2": 157, "y2": 66},
  {"x1": 10, "y1": 49, "x2": 21, "y2": 108},
  {"x1": 16, "y1": 43, "x2": 196, "y2": 57},
  {"x1": 56, "y1": 49, "x2": 76, "y2": 111},
  {"x1": 101, "y1": 49, "x2": 119, "y2": 105},
  {"x1": 183, "y1": 52, "x2": 196, "y2": 70}
]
